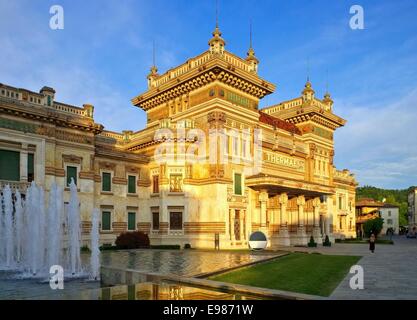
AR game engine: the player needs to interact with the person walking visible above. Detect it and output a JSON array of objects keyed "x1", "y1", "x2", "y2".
[{"x1": 369, "y1": 233, "x2": 376, "y2": 253}]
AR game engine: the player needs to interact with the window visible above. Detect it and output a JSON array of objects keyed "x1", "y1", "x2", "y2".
[
  {"x1": 128, "y1": 175, "x2": 136, "y2": 194},
  {"x1": 169, "y1": 174, "x2": 182, "y2": 192},
  {"x1": 388, "y1": 211, "x2": 391, "y2": 217},
  {"x1": 234, "y1": 173, "x2": 242, "y2": 195},
  {"x1": 47, "y1": 95, "x2": 52, "y2": 106},
  {"x1": 102, "y1": 211, "x2": 111, "y2": 231},
  {"x1": 152, "y1": 212, "x2": 159, "y2": 230},
  {"x1": 152, "y1": 175, "x2": 159, "y2": 193},
  {"x1": 128, "y1": 212, "x2": 136, "y2": 231},
  {"x1": 339, "y1": 196, "x2": 343, "y2": 210},
  {"x1": 66, "y1": 166, "x2": 77, "y2": 186},
  {"x1": 0, "y1": 150, "x2": 20, "y2": 181},
  {"x1": 232, "y1": 136, "x2": 239, "y2": 156},
  {"x1": 170, "y1": 212, "x2": 183, "y2": 230},
  {"x1": 102, "y1": 172, "x2": 111, "y2": 192},
  {"x1": 27, "y1": 153, "x2": 34, "y2": 182},
  {"x1": 222, "y1": 134, "x2": 229, "y2": 156},
  {"x1": 387, "y1": 219, "x2": 393, "y2": 225}
]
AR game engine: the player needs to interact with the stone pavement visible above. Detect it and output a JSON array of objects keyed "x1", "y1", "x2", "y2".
[
  {"x1": 329, "y1": 236, "x2": 417, "y2": 299},
  {"x1": 276, "y1": 236, "x2": 417, "y2": 299}
]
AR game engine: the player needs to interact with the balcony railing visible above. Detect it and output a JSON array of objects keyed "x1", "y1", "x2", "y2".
[{"x1": 0, "y1": 180, "x2": 31, "y2": 193}]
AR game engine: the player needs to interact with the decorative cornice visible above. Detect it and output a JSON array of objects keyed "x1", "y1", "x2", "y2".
[{"x1": 133, "y1": 64, "x2": 273, "y2": 111}]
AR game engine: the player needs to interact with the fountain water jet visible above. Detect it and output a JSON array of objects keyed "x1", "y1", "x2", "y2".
[
  {"x1": 90, "y1": 208, "x2": 100, "y2": 281},
  {"x1": 0, "y1": 181, "x2": 100, "y2": 280},
  {"x1": 67, "y1": 178, "x2": 81, "y2": 276}
]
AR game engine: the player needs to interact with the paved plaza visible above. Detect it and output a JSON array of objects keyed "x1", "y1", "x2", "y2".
[{"x1": 284, "y1": 236, "x2": 417, "y2": 299}]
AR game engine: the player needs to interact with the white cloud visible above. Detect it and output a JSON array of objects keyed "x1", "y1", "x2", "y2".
[{"x1": 334, "y1": 87, "x2": 417, "y2": 188}]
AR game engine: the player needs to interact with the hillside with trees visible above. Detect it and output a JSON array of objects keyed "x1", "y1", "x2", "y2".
[{"x1": 356, "y1": 186, "x2": 412, "y2": 226}]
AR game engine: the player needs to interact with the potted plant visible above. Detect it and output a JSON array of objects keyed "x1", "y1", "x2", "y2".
[
  {"x1": 323, "y1": 235, "x2": 332, "y2": 247},
  {"x1": 307, "y1": 235, "x2": 317, "y2": 247}
]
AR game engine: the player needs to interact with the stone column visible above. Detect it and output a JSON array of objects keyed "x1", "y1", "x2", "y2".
[
  {"x1": 259, "y1": 189, "x2": 268, "y2": 230},
  {"x1": 229, "y1": 209, "x2": 234, "y2": 241},
  {"x1": 312, "y1": 197, "x2": 322, "y2": 243},
  {"x1": 276, "y1": 193, "x2": 290, "y2": 246},
  {"x1": 325, "y1": 214, "x2": 331, "y2": 236},
  {"x1": 296, "y1": 195, "x2": 308, "y2": 245},
  {"x1": 240, "y1": 211, "x2": 244, "y2": 241},
  {"x1": 20, "y1": 143, "x2": 28, "y2": 182}
]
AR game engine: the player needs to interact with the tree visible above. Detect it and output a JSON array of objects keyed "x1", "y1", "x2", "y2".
[{"x1": 363, "y1": 217, "x2": 384, "y2": 237}]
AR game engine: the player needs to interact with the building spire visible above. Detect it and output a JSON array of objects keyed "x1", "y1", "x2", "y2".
[
  {"x1": 215, "y1": 0, "x2": 219, "y2": 29},
  {"x1": 147, "y1": 40, "x2": 159, "y2": 88},
  {"x1": 208, "y1": 0, "x2": 225, "y2": 54},
  {"x1": 249, "y1": 19, "x2": 253, "y2": 49},
  {"x1": 302, "y1": 60, "x2": 315, "y2": 102},
  {"x1": 246, "y1": 19, "x2": 259, "y2": 73},
  {"x1": 152, "y1": 40, "x2": 156, "y2": 68},
  {"x1": 323, "y1": 68, "x2": 333, "y2": 109}
]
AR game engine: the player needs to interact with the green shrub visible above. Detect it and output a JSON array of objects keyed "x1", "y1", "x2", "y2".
[
  {"x1": 184, "y1": 243, "x2": 192, "y2": 249},
  {"x1": 81, "y1": 245, "x2": 91, "y2": 253},
  {"x1": 115, "y1": 231, "x2": 150, "y2": 249},
  {"x1": 99, "y1": 244, "x2": 118, "y2": 251},
  {"x1": 323, "y1": 235, "x2": 331, "y2": 247},
  {"x1": 308, "y1": 236, "x2": 317, "y2": 247},
  {"x1": 363, "y1": 217, "x2": 384, "y2": 237}
]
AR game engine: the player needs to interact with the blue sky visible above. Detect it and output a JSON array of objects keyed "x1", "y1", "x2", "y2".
[{"x1": 1, "y1": 0, "x2": 417, "y2": 189}]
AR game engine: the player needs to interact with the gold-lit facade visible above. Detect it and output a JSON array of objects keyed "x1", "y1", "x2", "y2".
[{"x1": 0, "y1": 24, "x2": 357, "y2": 248}]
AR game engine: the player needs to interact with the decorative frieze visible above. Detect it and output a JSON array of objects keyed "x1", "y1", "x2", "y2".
[{"x1": 184, "y1": 222, "x2": 225, "y2": 234}]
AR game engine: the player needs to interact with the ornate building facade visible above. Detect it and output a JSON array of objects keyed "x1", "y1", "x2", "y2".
[{"x1": 0, "y1": 25, "x2": 357, "y2": 248}]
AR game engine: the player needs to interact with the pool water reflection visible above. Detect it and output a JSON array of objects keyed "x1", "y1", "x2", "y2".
[
  {"x1": 101, "y1": 249, "x2": 270, "y2": 276},
  {"x1": 96, "y1": 282, "x2": 269, "y2": 300},
  {"x1": 0, "y1": 249, "x2": 275, "y2": 299}
]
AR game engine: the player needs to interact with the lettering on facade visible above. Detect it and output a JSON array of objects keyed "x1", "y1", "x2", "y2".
[
  {"x1": 263, "y1": 151, "x2": 305, "y2": 171},
  {"x1": 313, "y1": 126, "x2": 333, "y2": 140},
  {"x1": 225, "y1": 91, "x2": 249, "y2": 108}
]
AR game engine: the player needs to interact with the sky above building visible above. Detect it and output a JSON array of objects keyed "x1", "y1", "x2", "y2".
[{"x1": 1, "y1": 0, "x2": 416, "y2": 189}]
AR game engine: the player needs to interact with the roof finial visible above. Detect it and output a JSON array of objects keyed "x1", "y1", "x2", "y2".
[
  {"x1": 208, "y1": 0, "x2": 226, "y2": 54},
  {"x1": 148, "y1": 40, "x2": 158, "y2": 83},
  {"x1": 306, "y1": 58, "x2": 310, "y2": 82},
  {"x1": 152, "y1": 40, "x2": 156, "y2": 67},
  {"x1": 249, "y1": 19, "x2": 253, "y2": 49},
  {"x1": 323, "y1": 68, "x2": 333, "y2": 107},
  {"x1": 325, "y1": 68, "x2": 329, "y2": 93},
  {"x1": 215, "y1": 0, "x2": 219, "y2": 28},
  {"x1": 246, "y1": 19, "x2": 258, "y2": 73}
]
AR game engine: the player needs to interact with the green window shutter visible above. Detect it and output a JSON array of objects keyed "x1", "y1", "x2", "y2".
[
  {"x1": 128, "y1": 212, "x2": 136, "y2": 230},
  {"x1": 0, "y1": 150, "x2": 20, "y2": 181},
  {"x1": 102, "y1": 211, "x2": 111, "y2": 231},
  {"x1": 128, "y1": 175, "x2": 136, "y2": 194},
  {"x1": 234, "y1": 173, "x2": 242, "y2": 195},
  {"x1": 152, "y1": 212, "x2": 159, "y2": 230},
  {"x1": 67, "y1": 166, "x2": 77, "y2": 186},
  {"x1": 27, "y1": 153, "x2": 34, "y2": 182},
  {"x1": 127, "y1": 285, "x2": 136, "y2": 300},
  {"x1": 102, "y1": 172, "x2": 111, "y2": 191}
]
